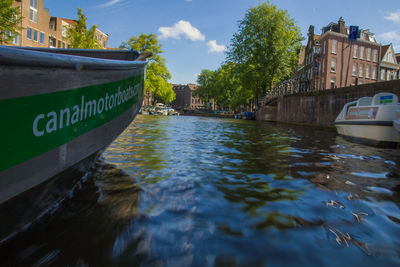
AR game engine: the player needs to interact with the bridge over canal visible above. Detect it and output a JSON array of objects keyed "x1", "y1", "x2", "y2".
[{"x1": 256, "y1": 79, "x2": 400, "y2": 127}]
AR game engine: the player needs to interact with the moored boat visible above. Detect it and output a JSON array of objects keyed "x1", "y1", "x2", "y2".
[
  {"x1": 0, "y1": 46, "x2": 149, "y2": 205},
  {"x1": 334, "y1": 92, "x2": 400, "y2": 146}
]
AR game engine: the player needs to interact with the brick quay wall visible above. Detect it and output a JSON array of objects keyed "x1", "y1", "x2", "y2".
[{"x1": 256, "y1": 80, "x2": 400, "y2": 128}]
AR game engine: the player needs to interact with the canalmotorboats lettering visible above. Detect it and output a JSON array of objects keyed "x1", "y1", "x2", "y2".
[
  {"x1": 0, "y1": 73, "x2": 144, "y2": 173},
  {"x1": 345, "y1": 107, "x2": 378, "y2": 120},
  {"x1": 33, "y1": 86, "x2": 138, "y2": 137}
]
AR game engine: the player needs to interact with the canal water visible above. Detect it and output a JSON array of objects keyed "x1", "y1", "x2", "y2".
[{"x1": 1, "y1": 115, "x2": 400, "y2": 266}]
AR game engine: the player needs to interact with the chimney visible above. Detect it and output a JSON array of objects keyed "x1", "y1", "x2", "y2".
[
  {"x1": 308, "y1": 25, "x2": 315, "y2": 36},
  {"x1": 338, "y1": 17, "x2": 346, "y2": 34}
]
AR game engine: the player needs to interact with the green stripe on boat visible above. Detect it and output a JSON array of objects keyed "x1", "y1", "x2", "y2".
[{"x1": 0, "y1": 74, "x2": 144, "y2": 172}]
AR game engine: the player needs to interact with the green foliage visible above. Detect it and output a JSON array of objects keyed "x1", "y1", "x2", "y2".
[
  {"x1": 0, "y1": 0, "x2": 22, "y2": 44},
  {"x1": 67, "y1": 8, "x2": 101, "y2": 49},
  {"x1": 216, "y1": 62, "x2": 253, "y2": 109},
  {"x1": 196, "y1": 63, "x2": 253, "y2": 111},
  {"x1": 195, "y1": 2, "x2": 302, "y2": 111},
  {"x1": 227, "y1": 1, "x2": 303, "y2": 98},
  {"x1": 120, "y1": 34, "x2": 175, "y2": 104},
  {"x1": 195, "y1": 69, "x2": 215, "y2": 105}
]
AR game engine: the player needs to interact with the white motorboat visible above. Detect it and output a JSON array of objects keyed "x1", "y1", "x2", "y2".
[{"x1": 334, "y1": 92, "x2": 400, "y2": 145}]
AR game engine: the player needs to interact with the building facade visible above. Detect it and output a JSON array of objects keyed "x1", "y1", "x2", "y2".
[
  {"x1": 5, "y1": 0, "x2": 108, "y2": 48},
  {"x1": 302, "y1": 18, "x2": 383, "y2": 90},
  {"x1": 94, "y1": 28, "x2": 109, "y2": 49},
  {"x1": 380, "y1": 44, "x2": 400, "y2": 81},
  {"x1": 172, "y1": 84, "x2": 208, "y2": 110},
  {"x1": 48, "y1": 17, "x2": 76, "y2": 48}
]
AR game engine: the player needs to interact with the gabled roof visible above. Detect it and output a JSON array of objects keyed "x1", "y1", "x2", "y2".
[
  {"x1": 60, "y1": 18, "x2": 78, "y2": 26},
  {"x1": 380, "y1": 45, "x2": 390, "y2": 60},
  {"x1": 188, "y1": 84, "x2": 198, "y2": 90},
  {"x1": 380, "y1": 44, "x2": 400, "y2": 69}
]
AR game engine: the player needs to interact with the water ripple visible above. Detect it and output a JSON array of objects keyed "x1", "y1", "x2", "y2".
[{"x1": 1, "y1": 115, "x2": 399, "y2": 266}]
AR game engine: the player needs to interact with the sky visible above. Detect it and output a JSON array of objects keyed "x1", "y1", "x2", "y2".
[{"x1": 43, "y1": 0, "x2": 400, "y2": 85}]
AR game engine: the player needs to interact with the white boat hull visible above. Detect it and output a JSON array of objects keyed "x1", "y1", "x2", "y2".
[{"x1": 335, "y1": 123, "x2": 400, "y2": 143}]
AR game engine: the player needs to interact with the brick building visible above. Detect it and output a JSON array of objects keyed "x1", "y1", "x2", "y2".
[
  {"x1": 48, "y1": 17, "x2": 76, "y2": 48},
  {"x1": 172, "y1": 84, "x2": 210, "y2": 110},
  {"x1": 4, "y1": 0, "x2": 108, "y2": 48},
  {"x1": 301, "y1": 17, "x2": 400, "y2": 91}
]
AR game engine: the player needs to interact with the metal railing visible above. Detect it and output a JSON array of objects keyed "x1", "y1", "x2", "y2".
[{"x1": 259, "y1": 78, "x2": 312, "y2": 106}]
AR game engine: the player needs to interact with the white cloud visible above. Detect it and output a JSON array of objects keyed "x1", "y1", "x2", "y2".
[
  {"x1": 158, "y1": 20, "x2": 205, "y2": 41},
  {"x1": 99, "y1": 0, "x2": 122, "y2": 7},
  {"x1": 207, "y1": 40, "x2": 227, "y2": 53},
  {"x1": 384, "y1": 10, "x2": 400, "y2": 23},
  {"x1": 379, "y1": 31, "x2": 400, "y2": 42}
]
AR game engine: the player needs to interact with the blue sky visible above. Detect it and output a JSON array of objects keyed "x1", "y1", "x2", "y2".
[{"x1": 44, "y1": 0, "x2": 400, "y2": 84}]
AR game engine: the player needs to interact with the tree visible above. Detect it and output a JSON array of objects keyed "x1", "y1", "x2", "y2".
[
  {"x1": 120, "y1": 34, "x2": 175, "y2": 104},
  {"x1": 214, "y1": 62, "x2": 251, "y2": 110},
  {"x1": 195, "y1": 63, "x2": 253, "y2": 112},
  {"x1": 195, "y1": 69, "x2": 216, "y2": 109},
  {"x1": 0, "y1": 0, "x2": 22, "y2": 44},
  {"x1": 227, "y1": 1, "x2": 303, "y2": 100},
  {"x1": 67, "y1": 8, "x2": 101, "y2": 49}
]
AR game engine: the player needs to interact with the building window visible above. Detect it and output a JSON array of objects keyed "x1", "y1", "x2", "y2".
[
  {"x1": 4, "y1": 30, "x2": 11, "y2": 41},
  {"x1": 103, "y1": 40, "x2": 106, "y2": 47},
  {"x1": 62, "y1": 26, "x2": 67, "y2": 38},
  {"x1": 27, "y1": 27, "x2": 32, "y2": 39},
  {"x1": 33, "y1": 30, "x2": 38, "y2": 42},
  {"x1": 13, "y1": 33, "x2": 19, "y2": 45},
  {"x1": 58, "y1": 40, "x2": 61, "y2": 48},
  {"x1": 373, "y1": 49, "x2": 378, "y2": 62},
  {"x1": 49, "y1": 37, "x2": 56, "y2": 47},
  {"x1": 30, "y1": 0, "x2": 38, "y2": 23},
  {"x1": 332, "y1": 40, "x2": 337, "y2": 54},
  {"x1": 386, "y1": 70, "x2": 390, "y2": 81},
  {"x1": 352, "y1": 63, "x2": 357, "y2": 76},
  {"x1": 359, "y1": 64, "x2": 364, "y2": 77},
  {"x1": 381, "y1": 69, "x2": 385, "y2": 81},
  {"x1": 40, "y1": 32, "x2": 45, "y2": 44},
  {"x1": 331, "y1": 58, "x2": 336, "y2": 72},
  {"x1": 372, "y1": 67, "x2": 377, "y2": 80},
  {"x1": 360, "y1": 46, "x2": 364, "y2": 60},
  {"x1": 330, "y1": 77, "x2": 336, "y2": 89},
  {"x1": 353, "y1": 45, "x2": 358, "y2": 58},
  {"x1": 366, "y1": 65, "x2": 370, "y2": 79},
  {"x1": 366, "y1": 48, "x2": 371, "y2": 61},
  {"x1": 323, "y1": 40, "x2": 326, "y2": 54}
]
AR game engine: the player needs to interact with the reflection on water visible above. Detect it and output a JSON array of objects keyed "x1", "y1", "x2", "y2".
[{"x1": 1, "y1": 115, "x2": 400, "y2": 266}]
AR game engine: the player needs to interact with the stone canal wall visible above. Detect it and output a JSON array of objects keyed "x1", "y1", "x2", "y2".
[{"x1": 256, "y1": 80, "x2": 400, "y2": 127}]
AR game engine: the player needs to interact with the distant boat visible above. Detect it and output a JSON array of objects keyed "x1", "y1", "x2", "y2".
[
  {"x1": 0, "y1": 46, "x2": 150, "y2": 205},
  {"x1": 334, "y1": 92, "x2": 400, "y2": 146}
]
